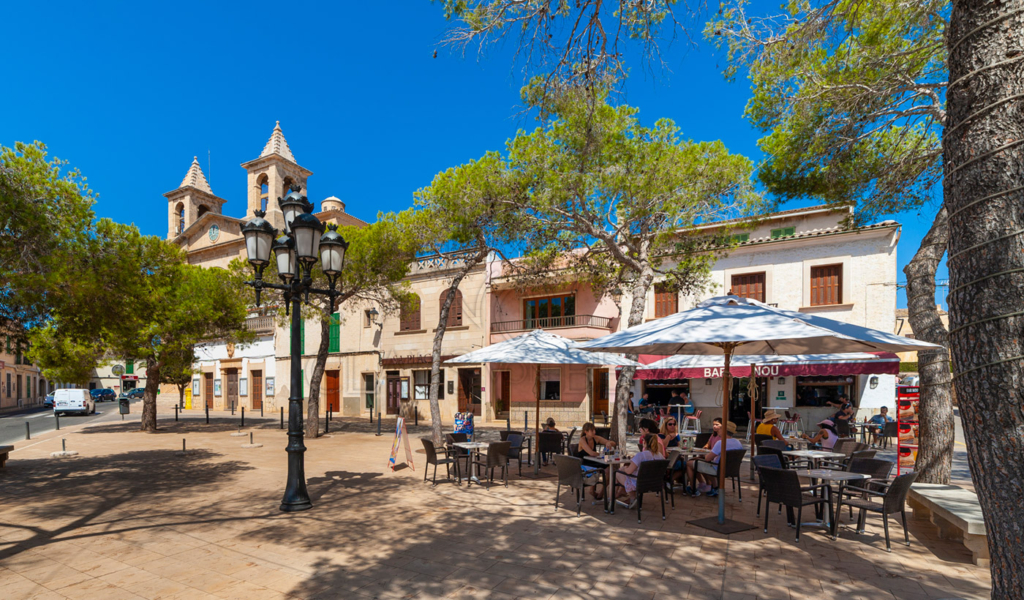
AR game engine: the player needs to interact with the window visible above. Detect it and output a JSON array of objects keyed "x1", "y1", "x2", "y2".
[
  {"x1": 400, "y1": 294, "x2": 421, "y2": 331},
  {"x1": 654, "y1": 282, "x2": 678, "y2": 318},
  {"x1": 126, "y1": 362, "x2": 134, "y2": 375},
  {"x1": 363, "y1": 373, "x2": 375, "y2": 409},
  {"x1": 6, "y1": 374, "x2": 9, "y2": 398},
  {"x1": 731, "y1": 233, "x2": 749, "y2": 243},
  {"x1": 540, "y1": 368, "x2": 561, "y2": 400},
  {"x1": 328, "y1": 313, "x2": 340, "y2": 353},
  {"x1": 770, "y1": 226, "x2": 795, "y2": 239},
  {"x1": 810, "y1": 264, "x2": 843, "y2": 306},
  {"x1": 259, "y1": 176, "x2": 269, "y2": 213},
  {"x1": 440, "y1": 289, "x2": 463, "y2": 327},
  {"x1": 413, "y1": 370, "x2": 445, "y2": 400},
  {"x1": 731, "y1": 272, "x2": 766, "y2": 302},
  {"x1": 364, "y1": 310, "x2": 373, "y2": 328},
  {"x1": 524, "y1": 294, "x2": 576, "y2": 328},
  {"x1": 176, "y1": 203, "x2": 185, "y2": 234}
]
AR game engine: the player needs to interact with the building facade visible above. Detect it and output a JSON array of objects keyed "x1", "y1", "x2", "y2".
[{"x1": 1, "y1": 333, "x2": 47, "y2": 412}]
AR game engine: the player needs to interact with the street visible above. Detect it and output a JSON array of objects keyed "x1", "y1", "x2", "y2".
[{"x1": 0, "y1": 400, "x2": 136, "y2": 446}]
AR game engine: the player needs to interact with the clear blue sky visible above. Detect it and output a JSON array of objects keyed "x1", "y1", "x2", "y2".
[{"x1": 1, "y1": 1, "x2": 945, "y2": 308}]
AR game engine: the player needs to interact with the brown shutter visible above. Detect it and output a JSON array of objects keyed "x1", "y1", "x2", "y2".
[
  {"x1": 810, "y1": 265, "x2": 842, "y2": 305},
  {"x1": 731, "y1": 273, "x2": 766, "y2": 302},
  {"x1": 441, "y1": 289, "x2": 462, "y2": 327},
  {"x1": 654, "y1": 283, "x2": 677, "y2": 318},
  {"x1": 401, "y1": 294, "x2": 422, "y2": 331}
]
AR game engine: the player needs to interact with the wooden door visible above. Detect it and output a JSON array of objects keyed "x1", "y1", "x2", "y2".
[
  {"x1": 458, "y1": 368, "x2": 481, "y2": 416},
  {"x1": 226, "y1": 369, "x2": 239, "y2": 410},
  {"x1": 251, "y1": 370, "x2": 263, "y2": 410},
  {"x1": 592, "y1": 368, "x2": 609, "y2": 417},
  {"x1": 204, "y1": 372, "x2": 214, "y2": 409},
  {"x1": 386, "y1": 375, "x2": 401, "y2": 415},
  {"x1": 326, "y1": 370, "x2": 340, "y2": 413},
  {"x1": 493, "y1": 371, "x2": 510, "y2": 413}
]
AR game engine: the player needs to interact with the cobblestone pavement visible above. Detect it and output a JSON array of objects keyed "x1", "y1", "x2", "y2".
[{"x1": 0, "y1": 413, "x2": 992, "y2": 600}]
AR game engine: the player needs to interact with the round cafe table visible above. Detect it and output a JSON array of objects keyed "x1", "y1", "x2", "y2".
[{"x1": 791, "y1": 469, "x2": 871, "y2": 537}]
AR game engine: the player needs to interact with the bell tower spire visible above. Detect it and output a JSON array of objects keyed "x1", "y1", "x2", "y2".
[
  {"x1": 241, "y1": 121, "x2": 313, "y2": 231},
  {"x1": 164, "y1": 156, "x2": 226, "y2": 239}
]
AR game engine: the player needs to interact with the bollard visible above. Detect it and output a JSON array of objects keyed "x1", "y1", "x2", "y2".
[
  {"x1": 205, "y1": 404, "x2": 210, "y2": 424},
  {"x1": 325, "y1": 413, "x2": 330, "y2": 434},
  {"x1": 370, "y1": 410, "x2": 373, "y2": 424},
  {"x1": 414, "y1": 406, "x2": 418, "y2": 427},
  {"x1": 524, "y1": 411, "x2": 528, "y2": 432},
  {"x1": 174, "y1": 405, "x2": 179, "y2": 422},
  {"x1": 280, "y1": 406, "x2": 284, "y2": 429},
  {"x1": 329, "y1": 408, "x2": 333, "y2": 422},
  {"x1": 376, "y1": 411, "x2": 382, "y2": 436},
  {"x1": 62, "y1": 438, "x2": 66, "y2": 452},
  {"x1": 26, "y1": 422, "x2": 30, "y2": 440},
  {"x1": 506, "y1": 415, "x2": 510, "y2": 431},
  {"x1": 260, "y1": 402, "x2": 264, "y2": 417},
  {"x1": 231, "y1": 402, "x2": 235, "y2": 416},
  {"x1": 249, "y1": 432, "x2": 253, "y2": 445},
  {"x1": 183, "y1": 438, "x2": 186, "y2": 452},
  {"x1": 241, "y1": 407, "x2": 245, "y2": 428},
  {"x1": 55, "y1": 413, "x2": 60, "y2": 431}
]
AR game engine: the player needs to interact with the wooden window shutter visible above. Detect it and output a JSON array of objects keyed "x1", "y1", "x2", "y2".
[
  {"x1": 401, "y1": 295, "x2": 421, "y2": 331},
  {"x1": 810, "y1": 265, "x2": 843, "y2": 305},
  {"x1": 731, "y1": 272, "x2": 766, "y2": 303},
  {"x1": 654, "y1": 283, "x2": 677, "y2": 318},
  {"x1": 329, "y1": 313, "x2": 340, "y2": 353},
  {"x1": 442, "y1": 289, "x2": 463, "y2": 327},
  {"x1": 126, "y1": 362, "x2": 134, "y2": 375}
]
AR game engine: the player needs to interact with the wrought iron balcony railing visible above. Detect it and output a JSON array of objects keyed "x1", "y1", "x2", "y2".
[{"x1": 491, "y1": 314, "x2": 612, "y2": 333}]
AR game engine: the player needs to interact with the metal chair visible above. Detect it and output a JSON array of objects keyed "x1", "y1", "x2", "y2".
[
  {"x1": 445, "y1": 433, "x2": 471, "y2": 479},
  {"x1": 553, "y1": 455, "x2": 599, "y2": 516},
  {"x1": 563, "y1": 427, "x2": 578, "y2": 454},
  {"x1": 421, "y1": 438, "x2": 457, "y2": 486},
  {"x1": 472, "y1": 441, "x2": 511, "y2": 487},
  {"x1": 682, "y1": 409, "x2": 702, "y2": 433},
  {"x1": 538, "y1": 431, "x2": 564, "y2": 465},
  {"x1": 879, "y1": 421, "x2": 899, "y2": 449},
  {"x1": 506, "y1": 433, "x2": 526, "y2": 476},
  {"x1": 620, "y1": 459, "x2": 671, "y2": 523},
  {"x1": 759, "y1": 466, "x2": 833, "y2": 542},
  {"x1": 835, "y1": 471, "x2": 918, "y2": 550},
  {"x1": 694, "y1": 449, "x2": 747, "y2": 500},
  {"x1": 752, "y1": 454, "x2": 783, "y2": 516},
  {"x1": 600, "y1": 410, "x2": 609, "y2": 425},
  {"x1": 779, "y1": 411, "x2": 801, "y2": 436},
  {"x1": 693, "y1": 432, "x2": 713, "y2": 449}
]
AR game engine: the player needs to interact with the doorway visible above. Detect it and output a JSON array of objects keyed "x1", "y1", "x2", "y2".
[
  {"x1": 251, "y1": 370, "x2": 263, "y2": 410},
  {"x1": 326, "y1": 370, "x2": 340, "y2": 413},
  {"x1": 592, "y1": 368, "x2": 609, "y2": 418},
  {"x1": 729, "y1": 376, "x2": 768, "y2": 426},
  {"x1": 458, "y1": 368, "x2": 481, "y2": 416},
  {"x1": 386, "y1": 371, "x2": 401, "y2": 415},
  {"x1": 204, "y1": 372, "x2": 214, "y2": 409},
  {"x1": 493, "y1": 371, "x2": 510, "y2": 414},
  {"x1": 226, "y1": 369, "x2": 239, "y2": 411}
]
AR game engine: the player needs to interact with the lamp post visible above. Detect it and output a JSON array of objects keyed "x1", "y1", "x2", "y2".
[{"x1": 241, "y1": 185, "x2": 349, "y2": 512}]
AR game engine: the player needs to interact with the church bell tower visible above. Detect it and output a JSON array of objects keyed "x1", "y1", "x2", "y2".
[{"x1": 240, "y1": 121, "x2": 313, "y2": 231}]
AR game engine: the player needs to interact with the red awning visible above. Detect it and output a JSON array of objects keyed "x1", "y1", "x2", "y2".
[{"x1": 631, "y1": 352, "x2": 900, "y2": 380}]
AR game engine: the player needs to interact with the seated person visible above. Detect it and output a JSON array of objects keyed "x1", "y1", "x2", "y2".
[
  {"x1": 541, "y1": 418, "x2": 560, "y2": 465},
  {"x1": 638, "y1": 393, "x2": 656, "y2": 414},
  {"x1": 689, "y1": 421, "x2": 742, "y2": 497},
  {"x1": 659, "y1": 417, "x2": 681, "y2": 448},
  {"x1": 636, "y1": 418, "x2": 659, "y2": 451},
  {"x1": 801, "y1": 419, "x2": 839, "y2": 450},
  {"x1": 685, "y1": 418, "x2": 722, "y2": 493},
  {"x1": 755, "y1": 411, "x2": 788, "y2": 444},
  {"x1": 615, "y1": 433, "x2": 665, "y2": 508},
  {"x1": 704, "y1": 417, "x2": 723, "y2": 449},
  {"x1": 867, "y1": 406, "x2": 894, "y2": 447},
  {"x1": 574, "y1": 422, "x2": 616, "y2": 499}
]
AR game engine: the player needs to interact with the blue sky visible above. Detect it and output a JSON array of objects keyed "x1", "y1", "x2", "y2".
[{"x1": 1, "y1": 1, "x2": 945, "y2": 308}]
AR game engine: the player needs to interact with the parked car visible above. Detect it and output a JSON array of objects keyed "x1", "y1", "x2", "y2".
[
  {"x1": 44, "y1": 392, "x2": 55, "y2": 408},
  {"x1": 126, "y1": 388, "x2": 145, "y2": 399},
  {"x1": 91, "y1": 388, "x2": 116, "y2": 402},
  {"x1": 55, "y1": 388, "x2": 95, "y2": 415}
]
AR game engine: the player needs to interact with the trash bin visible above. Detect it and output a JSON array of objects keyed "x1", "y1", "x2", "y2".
[{"x1": 119, "y1": 398, "x2": 130, "y2": 415}]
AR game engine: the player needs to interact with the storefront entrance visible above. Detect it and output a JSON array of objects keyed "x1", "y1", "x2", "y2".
[
  {"x1": 225, "y1": 369, "x2": 239, "y2": 411},
  {"x1": 729, "y1": 377, "x2": 768, "y2": 427},
  {"x1": 592, "y1": 368, "x2": 609, "y2": 417},
  {"x1": 325, "y1": 370, "x2": 340, "y2": 413},
  {"x1": 385, "y1": 371, "x2": 402, "y2": 415},
  {"x1": 251, "y1": 370, "x2": 263, "y2": 410},
  {"x1": 458, "y1": 368, "x2": 481, "y2": 416},
  {"x1": 204, "y1": 372, "x2": 214, "y2": 409}
]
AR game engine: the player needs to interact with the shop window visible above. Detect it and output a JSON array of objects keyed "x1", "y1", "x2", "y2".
[
  {"x1": 654, "y1": 282, "x2": 677, "y2": 318},
  {"x1": 810, "y1": 264, "x2": 843, "y2": 306},
  {"x1": 524, "y1": 294, "x2": 576, "y2": 328},
  {"x1": 731, "y1": 272, "x2": 766, "y2": 302},
  {"x1": 795, "y1": 376, "x2": 854, "y2": 407},
  {"x1": 440, "y1": 289, "x2": 462, "y2": 327},
  {"x1": 400, "y1": 294, "x2": 421, "y2": 331},
  {"x1": 363, "y1": 373, "x2": 375, "y2": 408},
  {"x1": 413, "y1": 369, "x2": 445, "y2": 399},
  {"x1": 540, "y1": 368, "x2": 561, "y2": 400}
]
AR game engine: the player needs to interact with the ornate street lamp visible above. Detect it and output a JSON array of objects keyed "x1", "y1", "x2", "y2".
[{"x1": 241, "y1": 184, "x2": 348, "y2": 512}]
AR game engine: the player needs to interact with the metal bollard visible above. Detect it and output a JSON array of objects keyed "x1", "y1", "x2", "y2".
[
  {"x1": 231, "y1": 402, "x2": 235, "y2": 416},
  {"x1": 260, "y1": 402, "x2": 264, "y2": 417},
  {"x1": 370, "y1": 410, "x2": 373, "y2": 424},
  {"x1": 182, "y1": 438, "x2": 186, "y2": 452},
  {"x1": 249, "y1": 432, "x2": 253, "y2": 445},
  {"x1": 26, "y1": 422, "x2": 30, "y2": 440},
  {"x1": 280, "y1": 406, "x2": 284, "y2": 429},
  {"x1": 376, "y1": 411, "x2": 382, "y2": 436},
  {"x1": 205, "y1": 404, "x2": 209, "y2": 424},
  {"x1": 325, "y1": 412, "x2": 330, "y2": 434},
  {"x1": 241, "y1": 407, "x2": 245, "y2": 428},
  {"x1": 414, "y1": 406, "x2": 418, "y2": 427},
  {"x1": 174, "y1": 405, "x2": 179, "y2": 422},
  {"x1": 55, "y1": 413, "x2": 60, "y2": 431},
  {"x1": 506, "y1": 415, "x2": 510, "y2": 431},
  {"x1": 524, "y1": 411, "x2": 528, "y2": 432}
]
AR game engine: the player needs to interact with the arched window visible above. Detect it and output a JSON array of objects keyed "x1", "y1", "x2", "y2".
[
  {"x1": 400, "y1": 294, "x2": 421, "y2": 331},
  {"x1": 282, "y1": 176, "x2": 294, "y2": 196},
  {"x1": 258, "y1": 174, "x2": 269, "y2": 213},
  {"x1": 176, "y1": 203, "x2": 185, "y2": 234},
  {"x1": 197, "y1": 206, "x2": 209, "y2": 219},
  {"x1": 440, "y1": 289, "x2": 462, "y2": 327}
]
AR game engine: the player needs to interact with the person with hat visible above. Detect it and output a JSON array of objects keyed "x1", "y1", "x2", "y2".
[
  {"x1": 687, "y1": 420, "x2": 743, "y2": 497},
  {"x1": 801, "y1": 418, "x2": 839, "y2": 450},
  {"x1": 755, "y1": 410, "x2": 787, "y2": 443}
]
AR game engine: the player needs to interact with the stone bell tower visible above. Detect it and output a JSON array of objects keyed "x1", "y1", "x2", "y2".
[
  {"x1": 164, "y1": 157, "x2": 227, "y2": 239},
  {"x1": 240, "y1": 121, "x2": 313, "y2": 231}
]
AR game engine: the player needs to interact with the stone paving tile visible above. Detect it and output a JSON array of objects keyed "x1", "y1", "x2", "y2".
[{"x1": 0, "y1": 420, "x2": 992, "y2": 600}]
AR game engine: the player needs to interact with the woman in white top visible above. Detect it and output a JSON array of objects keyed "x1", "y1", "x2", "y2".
[
  {"x1": 615, "y1": 434, "x2": 665, "y2": 507},
  {"x1": 802, "y1": 419, "x2": 839, "y2": 449}
]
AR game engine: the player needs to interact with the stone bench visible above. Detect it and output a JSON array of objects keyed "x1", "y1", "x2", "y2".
[
  {"x1": 908, "y1": 483, "x2": 989, "y2": 566},
  {"x1": 0, "y1": 445, "x2": 12, "y2": 468}
]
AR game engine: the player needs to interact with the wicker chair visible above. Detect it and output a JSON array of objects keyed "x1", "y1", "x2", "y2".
[
  {"x1": 752, "y1": 454, "x2": 783, "y2": 516},
  {"x1": 506, "y1": 433, "x2": 526, "y2": 476},
  {"x1": 472, "y1": 441, "x2": 511, "y2": 487},
  {"x1": 563, "y1": 427, "x2": 578, "y2": 454},
  {"x1": 499, "y1": 430, "x2": 523, "y2": 441},
  {"x1": 538, "y1": 431, "x2": 564, "y2": 465},
  {"x1": 835, "y1": 471, "x2": 918, "y2": 550},
  {"x1": 445, "y1": 433, "x2": 471, "y2": 480},
  {"x1": 553, "y1": 455, "x2": 599, "y2": 516},
  {"x1": 421, "y1": 438, "x2": 457, "y2": 486},
  {"x1": 694, "y1": 449, "x2": 747, "y2": 500},
  {"x1": 849, "y1": 448, "x2": 878, "y2": 462},
  {"x1": 753, "y1": 433, "x2": 775, "y2": 449},
  {"x1": 619, "y1": 459, "x2": 671, "y2": 523},
  {"x1": 753, "y1": 445, "x2": 807, "y2": 470},
  {"x1": 693, "y1": 432, "x2": 713, "y2": 449},
  {"x1": 841, "y1": 458, "x2": 896, "y2": 518},
  {"x1": 759, "y1": 466, "x2": 833, "y2": 542},
  {"x1": 879, "y1": 421, "x2": 899, "y2": 449}
]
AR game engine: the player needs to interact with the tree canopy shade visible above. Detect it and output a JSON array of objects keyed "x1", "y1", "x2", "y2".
[{"x1": 504, "y1": 88, "x2": 760, "y2": 442}]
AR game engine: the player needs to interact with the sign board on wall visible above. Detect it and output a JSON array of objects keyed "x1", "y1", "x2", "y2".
[
  {"x1": 192, "y1": 379, "x2": 200, "y2": 396},
  {"x1": 266, "y1": 377, "x2": 275, "y2": 396},
  {"x1": 214, "y1": 379, "x2": 222, "y2": 396},
  {"x1": 239, "y1": 378, "x2": 248, "y2": 396}
]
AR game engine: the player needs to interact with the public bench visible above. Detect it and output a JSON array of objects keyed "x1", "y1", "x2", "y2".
[
  {"x1": 908, "y1": 483, "x2": 989, "y2": 566},
  {"x1": 0, "y1": 445, "x2": 13, "y2": 468}
]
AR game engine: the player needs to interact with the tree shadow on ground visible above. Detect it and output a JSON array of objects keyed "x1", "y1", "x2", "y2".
[
  {"x1": 0, "y1": 449, "x2": 255, "y2": 562},
  {"x1": 77, "y1": 417, "x2": 282, "y2": 435}
]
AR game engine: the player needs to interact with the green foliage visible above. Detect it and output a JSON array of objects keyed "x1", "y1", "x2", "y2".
[
  {"x1": 27, "y1": 326, "x2": 103, "y2": 386},
  {"x1": 899, "y1": 361, "x2": 919, "y2": 373},
  {"x1": 706, "y1": 0, "x2": 947, "y2": 222}
]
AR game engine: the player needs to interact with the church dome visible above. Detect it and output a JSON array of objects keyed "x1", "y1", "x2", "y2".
[{"x1": 322, "y1": 196, "x2": 345, "y2": 212}]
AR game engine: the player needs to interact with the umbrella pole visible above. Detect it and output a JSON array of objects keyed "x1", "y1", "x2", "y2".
[
  {"x1": 534, "y1": 366, "x2": 541, "y2": 476},
  {"x1": 749, "y1": 363, "x2": 757, "y2": 481},
  {"x1": 719, "y1": 345, "x2": 733, "y2": 524}
]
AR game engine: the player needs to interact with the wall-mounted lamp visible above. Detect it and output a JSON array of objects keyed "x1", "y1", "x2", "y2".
[
  {"x1": 870, "y1": 376, "x2": 879, "y2": 389},
  {"x1": 705, "y1": 378, "x2": 713, "y2": 386},
  {"x1": 778, "y1": 377, "x2": 786, "y2": 385},
  {"x1": 367, "y1": 307, "x2": 379, "y2": 323}
]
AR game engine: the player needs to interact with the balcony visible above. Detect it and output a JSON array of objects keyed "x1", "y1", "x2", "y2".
[
  {"x1": 244, "y1": 315, "x2": 275, "y2": 335},
  {"x1": 490, "y1": 314, "x2": 613, "y2": 343}
]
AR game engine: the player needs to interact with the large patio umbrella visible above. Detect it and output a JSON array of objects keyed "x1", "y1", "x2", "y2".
[
  {"x1": 446, "y1": 329, "x2": 641, "y2": 475},
  {"x1": 578, "y1": 295, "x2": 940, "y2": 529}
]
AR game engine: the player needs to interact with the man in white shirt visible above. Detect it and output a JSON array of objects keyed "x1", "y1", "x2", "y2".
[{"x1": 691, "y1": 420, "x2": 743, "y2": 497}]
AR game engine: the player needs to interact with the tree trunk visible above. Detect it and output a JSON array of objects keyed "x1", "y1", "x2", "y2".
[
  {"x1": 902, "y1": 206, "x2": 954, "y2": 484},
  {"x1": 177, "y1": 384, "x2": 186, "y2": 409},
  {"x1": 140, "y1": 359, "x2": 161, "y2": 432},
  {"x1": 946, "y1": 1, "x2": 1024, "y2": 594},
  {"x1": 306, "y1": 316, "x2": 330, "y2": 438},
  {"x1": 429, "y1": 256, "x2": 480, "y2": 445},
  {"x1": 611, "y1": 268, "x2": 654, "y2": 445}
]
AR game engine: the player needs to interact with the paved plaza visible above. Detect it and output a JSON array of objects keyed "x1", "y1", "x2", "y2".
[{"x1": 0, "y1": 413, "x2": 992, "y2": 600}]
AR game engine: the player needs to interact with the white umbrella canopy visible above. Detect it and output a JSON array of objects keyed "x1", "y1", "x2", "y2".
[
  {"x1": 446, "y1": 329, "x2": 639, "y2": 476},
  {"x1": 577, "y1": 295, "x2": 941, "y2": 528}
]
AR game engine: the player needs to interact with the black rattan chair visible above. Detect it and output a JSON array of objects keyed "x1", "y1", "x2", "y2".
[
  {"x1": 421, "y1": 438, "x2": 457, "y2": 486},
  {"x1": 445, "y1": 433, "x2": 471, "y2": 480},
  {"x1": 563, "y1": 427, "x2": 577, "y2": 454},
  {"x1": 841, "y1": 458, "x2": 896, "y2": 517},
  {"x1": 621, "y1": 459, "x2": 671, "y2": 523},
  {"x1": 693, "y1": 448, "x2": 747, "y2": 500},
  {"x1": 538, "y1": 431, "x2": 564, "y2": 465},
  {"x1": 499, "y1": 430, "x2": 523, "y2": 441},
  {"x1": 752, "y1": 454, "x2": 783, "y2": 516},
  {"x1": 760, "y1": 466, "x2": 833, "y2": 542},
  {"x1": 835, "y1": 471, "x2": 917, "y2": 550},
  {"x1": 879, "y1": 421, "x2": 899, "y2": 449},
  {"x1": 754, "y1": 433, "x2": 774, "y2": 448},
  {"x1": 506, "y1": 433, "x2": 526, "y2": 476},
  {"x1": 553, "y1": 455, "x2": 599, "y2": 516},
  {"x1": 472, "y1": 441, "x2": 511, "y2": 487},
  {"x1": 694, "y1": 432, "x2": 713, "y2": 449}
]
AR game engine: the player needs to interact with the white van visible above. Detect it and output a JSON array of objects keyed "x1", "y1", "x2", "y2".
[{"x1": 54, "y1": 389, "x2": 95, "y2": 416}]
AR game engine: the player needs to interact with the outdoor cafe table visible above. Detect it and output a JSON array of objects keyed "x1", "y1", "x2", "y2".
[
  {"x1": 583, "y1": 454, "x2": 632, "y2": 514},
  {"x1": 453, "y1": 442, "x2": 490, "y2": 484},
  {"x1": 792, "y1": 469, "x2": 871, "y2": 537},
  {"x1": 668, "y1": 403, "x2": 693, "y2": 425},
  {"x1": 782, "y1": 450, "x2": 844, "y2": 469}
]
